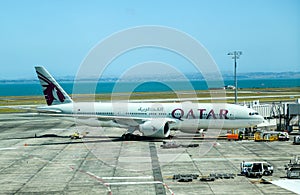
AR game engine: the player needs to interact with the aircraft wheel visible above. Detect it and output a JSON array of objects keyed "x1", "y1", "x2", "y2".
[
  {"x1": 246, "y1": 172, "x2": 250, "y2": 177},
  {"x1": 127, "y1": 134, "x2": 132, "y2": 140},
  {"x1": 122, "y1": 133, "x2": 141, "y2": 141},
  {"x1": 263, "y1": 171, "x2": 270, "y2": 176},
  {"x1": 134, "y1": 134, "x2": 140, "y2": 141}
]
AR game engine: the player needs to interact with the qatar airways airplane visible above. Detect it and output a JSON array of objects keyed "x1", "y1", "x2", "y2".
[{"x1": 35, "y1": 66, "x2": 264, "y2": 139}]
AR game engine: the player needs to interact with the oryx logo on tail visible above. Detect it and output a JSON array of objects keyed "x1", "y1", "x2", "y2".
[
  {"x1": 35, "y1": 66, "x2": 73, "y2": 106},
  {"x1": 37, "y1": 71, "x2": 65, "y2": 105}
]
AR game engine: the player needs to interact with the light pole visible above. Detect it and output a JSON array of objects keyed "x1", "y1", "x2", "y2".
[{"x1": 228, "y1": 51, "x2": 242, "y2": 104}]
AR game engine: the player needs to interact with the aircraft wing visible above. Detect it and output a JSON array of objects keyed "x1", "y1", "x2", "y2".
[
  {"x1": 0, "y1": 105, "x2": 46, "y2": 112},
  {"x1": 38, "y1": 112, "x2": 177, "y2": 127},
  {"x1": 0, "y1": 105, "x2": 65, "y2": 114},
  {"x1": 0, "y1": 105, "x2": 174, "y2": 127},
  {"x1": 95, "y1": 114, "x2": 177, "y2": 126}
]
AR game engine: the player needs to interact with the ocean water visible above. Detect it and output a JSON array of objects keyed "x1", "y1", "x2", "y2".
[{"x1": 0, "y1": 78, "x2": 299, "y2": 96}]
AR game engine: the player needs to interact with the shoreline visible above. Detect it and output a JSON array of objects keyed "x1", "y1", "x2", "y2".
[{"x1": 1, "y1": 78, "x2": 299, "y2": 96}]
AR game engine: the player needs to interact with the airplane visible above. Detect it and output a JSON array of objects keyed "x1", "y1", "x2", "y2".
[{"x1": 35, "y1": 66, "x2": 264, "y2": 140}]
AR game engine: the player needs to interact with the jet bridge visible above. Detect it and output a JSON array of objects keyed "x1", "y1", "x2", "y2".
[
  {"x1": 247, "y1": 100, "x2": 300, "y2": 132},
  {"x1": 286, "y1": 103, "x2": 300, "y2": 132}
]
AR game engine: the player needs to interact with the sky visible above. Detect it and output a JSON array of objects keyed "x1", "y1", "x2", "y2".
[{"x1": 0, "y1": 0, "x2": 299, "y2": 79}]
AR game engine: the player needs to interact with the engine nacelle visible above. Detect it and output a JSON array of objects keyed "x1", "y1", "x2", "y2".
[{"x1": 139, "y1": 119, "x2": 171, "y2": 138}]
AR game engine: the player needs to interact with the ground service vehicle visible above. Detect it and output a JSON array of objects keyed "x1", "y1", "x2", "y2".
[
  {"x1": 287, "y1": 167, "x2": 300, "y2": 179},
  {"x1": 254, "y1": 131, "x2": 289, "y2": 142},
  {"x1": 285, "y1": 156, "x2": 300, "y2": 179},
  {"x1": 278, "y1": 132, "x2": 289, "y2": 141},
  {"x1": 293, "y1": 136, "x2": 300, "y2": 145},
  {"x1": 241, "y1": 161, "x2": 273, "y2": 177},
  {"x1": 254, "y1": 131, "x2": 278, "y2": 141}
]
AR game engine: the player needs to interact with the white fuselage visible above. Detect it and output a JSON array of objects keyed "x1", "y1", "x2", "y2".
[{"x1": 38, "y1": 101, "x2": 264, "y2": 132}]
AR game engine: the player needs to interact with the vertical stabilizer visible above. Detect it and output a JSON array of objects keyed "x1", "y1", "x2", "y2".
[{"x1": 35, "y1": 66, "x2": 73, "y2": 106}]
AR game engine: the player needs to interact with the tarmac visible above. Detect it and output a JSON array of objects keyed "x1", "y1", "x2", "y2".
[{"x1": 0, "y1": 113, "x2": 299, "y2": 195}]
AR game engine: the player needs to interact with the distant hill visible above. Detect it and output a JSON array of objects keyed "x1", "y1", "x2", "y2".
[
  {"x1": 222, "y1": 71, "x2": 300, "y2": 80},
  {"x1": 0, "y1": 71, "x2": 299, "y2": 83}
]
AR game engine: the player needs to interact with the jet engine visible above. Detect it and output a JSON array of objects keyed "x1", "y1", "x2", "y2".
[{"x1": 139, "y1": 119, "x2": 171, "y2": 138}]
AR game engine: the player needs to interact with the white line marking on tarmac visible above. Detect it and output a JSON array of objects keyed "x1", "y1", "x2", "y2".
[
  {"x1": 102, "y1": 176, "x2": 154, "y2": 180},
  {"x1": 271, "y1": 179, "x2": 300, "y2": 194},
  {"x1": 104, "y1": 181, "x2": 162, "y2": 185},
  {"x1": 50, "y1": 128, "x2": 68, "y2": 131},
  {"x1": 0, "y1": 147, "x2": 17, "y2": 151}
]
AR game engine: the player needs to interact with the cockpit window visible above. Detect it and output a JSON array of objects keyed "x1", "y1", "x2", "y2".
[{"x1": 249, "y1": 112, "x2": 259, "y2": 116}]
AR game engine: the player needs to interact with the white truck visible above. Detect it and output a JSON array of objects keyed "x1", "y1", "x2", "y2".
[
  {"x1": 241, "y1": 161, "x2": 273, "y2": 177},
  {"x1": 278, "y1": 132, "x2": 289, "y2": 141}
]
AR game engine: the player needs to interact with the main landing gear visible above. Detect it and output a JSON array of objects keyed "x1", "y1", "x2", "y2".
[{"x1": 121, "y1": 133, "x2": 141, "y2": 141}]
